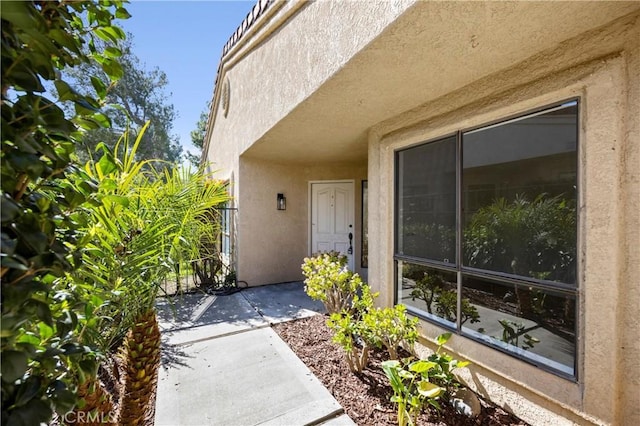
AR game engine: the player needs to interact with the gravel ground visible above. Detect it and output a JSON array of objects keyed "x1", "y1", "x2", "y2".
[{"x1": 273, "y1": 314, "x2": 530, "y2": 426}]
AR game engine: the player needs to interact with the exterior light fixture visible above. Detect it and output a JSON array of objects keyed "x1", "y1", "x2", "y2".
[{"x1": 277, "y1": 193, "x2": 286, "y2": 210}]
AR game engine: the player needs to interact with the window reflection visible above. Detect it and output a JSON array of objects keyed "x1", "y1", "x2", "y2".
[
  {"x1": 461, "y1": 275, "x2": 576, "y2": 375},
  {"x1": 398, "y1": 262, "x2": 457, "y2": 327},
  {"x1": 462, "y1": 103, "x2": 577, "y2": 284},
  {"x1": 394, "y1": 101, "x2": 579, "y2": 378},
  {"x1": 397, "y1": 136, "x2": 456, "y2": 263}
]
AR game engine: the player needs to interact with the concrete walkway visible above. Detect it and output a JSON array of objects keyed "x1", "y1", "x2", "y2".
[{"x1": 154, "y1": 282, "x2": 356, "y2": 426}]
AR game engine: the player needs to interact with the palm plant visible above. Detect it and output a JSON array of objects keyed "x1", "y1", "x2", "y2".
[{"x1": 71, "y1": 123, "x2": 229, "y2": 424}]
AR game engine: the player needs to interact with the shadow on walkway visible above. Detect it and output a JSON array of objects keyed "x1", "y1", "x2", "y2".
[{"x1": 154, "y1": 282, "x2": 353, "y2": 425}]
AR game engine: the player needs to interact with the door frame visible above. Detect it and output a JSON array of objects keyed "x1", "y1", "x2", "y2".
[{"x1": 308, "y1": 180, "x2": 356, "y2": 269}]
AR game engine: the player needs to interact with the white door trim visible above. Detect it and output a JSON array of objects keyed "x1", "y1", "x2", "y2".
[{"x1": 308, "y1": 180, "x2": 356, "y2": 270}]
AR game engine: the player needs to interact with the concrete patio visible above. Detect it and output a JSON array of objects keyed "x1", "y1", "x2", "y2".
[{"x1": 154, "y1": 282, "x2": 355, "y2": 425}]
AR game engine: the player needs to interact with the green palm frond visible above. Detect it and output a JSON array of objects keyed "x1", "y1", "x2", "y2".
[{"x1": 70, "y1": 122, "x2": 230, "y2": 351}]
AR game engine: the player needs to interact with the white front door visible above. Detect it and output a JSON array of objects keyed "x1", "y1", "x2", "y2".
[{"x1": 311, "y1": 181, "x2": 355, "y2": 270}]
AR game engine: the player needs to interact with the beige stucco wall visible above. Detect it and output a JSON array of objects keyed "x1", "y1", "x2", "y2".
[
  {"x1": 368, "y1": 12, "x2": 640, "y2": 426},
  {"x1": 203, "y1": 1, "x2": 413, "y2": 282},
  {"x1": 205, "y1": 1, "x2": 639, "y2": 424},
  {"x1": 206, "y1": 1, "x2": 639, "y2": 170},
  {"x1": 237, "y1": 157, "x2": 367, "y2": 286},
  {"x1": 204, "y1": 0, "x2": 412, "y2": 174},
  {"x1": 616, "y1": 13, "x2": 640, "y2": 424}
]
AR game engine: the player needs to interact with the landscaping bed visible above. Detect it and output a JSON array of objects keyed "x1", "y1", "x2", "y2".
[{"x1": 273, "y1": 314, "x2": 529, "y2": 426}]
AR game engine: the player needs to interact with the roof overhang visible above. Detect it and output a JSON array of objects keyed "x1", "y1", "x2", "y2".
[{"x1": 207, "y1": 1, "x2": 640, "y2": 166}]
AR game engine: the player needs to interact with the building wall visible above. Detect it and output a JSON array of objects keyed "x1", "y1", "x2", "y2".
[
  {"x1": 368, "y1": 12, "x2": 639, "y2": 425},
  {"x1": 205, "y1": 1, "x2": 639, "y2": 423},
  {"x1": 237, "y1": 157, "x2": 367, "y2": 286},
  {"x1": 616, "y1": 12, "x2": 640, "y2": 424},
  {"x1": 203, "y1": 1, "x2": 411, "y2": 285},
  {"x1": 204, "y1": 0, "x2": 412, "y2": 177}
]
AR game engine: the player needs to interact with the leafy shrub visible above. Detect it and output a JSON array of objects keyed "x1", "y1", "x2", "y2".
[
  {"x1": 410, "y1": 272, "x2": 479, "y2": 325},
  {"x1": 464, "y1": 194, "x2": 576, "y2": 284},
  {"x1": 1, "y1": 1, "x2": 129, "y2": 423},
  {"x1": 409, "y1": 272, "x2": 443, "y2": 314},
  {"x1": 495, "y1": 319, "x2": 540, "y2": 350},
  {"x1": 328, "y1": 286, "x2": 419, "y2": 371},
  {"x1": 401, "y1": 223, "x2": 456, "y2": 262},
  {"x1": 424, "y1": 333, "x2": 470, "y2": 397},
  {"x1": 434, "y1": 290, "x2": 480, "y2": 325},
  {"x1": 328, "y1": 312, "x2": 373, "y2": 373},
  {"x1": 303, "y1": 253, "x2": 420, "y2": 371},
  {"x1": 365, "y1": 304, "x2": 418, "y2": 360},
  {"x1": 302, "y1": 252, "x2": 362, "y2": 314}
]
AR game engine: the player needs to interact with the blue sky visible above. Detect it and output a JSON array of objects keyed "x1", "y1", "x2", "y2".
[{"x1": 119, "y1": 0, "x2": 254, "y2": 158}]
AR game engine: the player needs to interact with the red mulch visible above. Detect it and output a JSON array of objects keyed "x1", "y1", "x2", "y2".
[{"x1": 272, "y1": 314, "x2": 529, "y2": 426}]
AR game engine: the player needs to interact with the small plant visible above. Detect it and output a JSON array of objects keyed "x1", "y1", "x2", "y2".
[
  {"x1": 382, "y1": 333, "x2": 471, "y2": 426},
  {"x1": 302, "y1": 252, "x2": 362, "y2": 314},
  {"x1": 224, "y1": 270, "x2": 237, "y2": 287},
  {"x1": 365, "y1": 304, "x2": 419, "y2": 360},
  {"x1": 327, "y1": 281, "x2": 420, "y2": 372},
  {"x1": 382, "y1": 359, "x2": 444, "y2": 426},
  {"x1": 327, "y1": 285, "x2": 377, "y2": 373},
  {"x1": 410, "y1": 272, "x2": 443, "y2": 314},
  {"x1": 425, "y1": 333, "x2": 470, "y2": 397},
  {"x1": 434, "y1": 290, "x2": 480, "y2": 325},
  {"x1": 303, "y1": 254, "x2": 420, "y2": 372},
  {"x1": 328, "y1": 311, "x2": 374, "y2": 373}
]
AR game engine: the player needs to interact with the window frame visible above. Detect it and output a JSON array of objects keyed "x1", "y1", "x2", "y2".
[
  {"x1": 395, "y1": 132, "x2": 458, "y2": 265},
  {"x1": 219, "y1": 205, "x2": 231, "y2": 257},
  {"x1": 361, "y1": 180, "x2": 368, "y2": 268},
  {"x1": 393, "y1": 98, "x2": 580, "y2": 380}
]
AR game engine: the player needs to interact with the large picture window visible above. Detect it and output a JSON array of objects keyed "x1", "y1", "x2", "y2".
[{"x1": 395, "y1": 100, "x2": 578, "y2": 377}]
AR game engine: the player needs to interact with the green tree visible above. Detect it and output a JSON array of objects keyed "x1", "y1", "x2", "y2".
[
  {"x1": 66, "y1": 36, "x2": 182, "y2": 163},
  {"x1": 1, "y1": 1, "x2": 128, "y2": 423},
  {"x1": 186, "y1": 104, "x2": 208, "y2": 166}
]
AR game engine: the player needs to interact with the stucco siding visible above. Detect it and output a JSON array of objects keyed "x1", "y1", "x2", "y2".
[
  {"x1": 616, "y1": 19, "x2": 640, "y2": 424},
  {"x1": 237, "y1": 157, "x2": 366, "y2": 286},
  {"x1": 207, "y1": 1, "x2": 639, "y2": 170},
  {"x1": 205, "y1": 2, "x2": 639, "y2": 424},
  {"x1": 369, "y1": 12, "x2": 639, "y2": 425},
  {"x1": 205, "y1": 0, "x2": 412, "y2": 175}
]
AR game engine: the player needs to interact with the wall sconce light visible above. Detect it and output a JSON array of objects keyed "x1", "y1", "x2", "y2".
[{"x1": 277, "y1": 193, "x2": 286, "y2": 210}]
